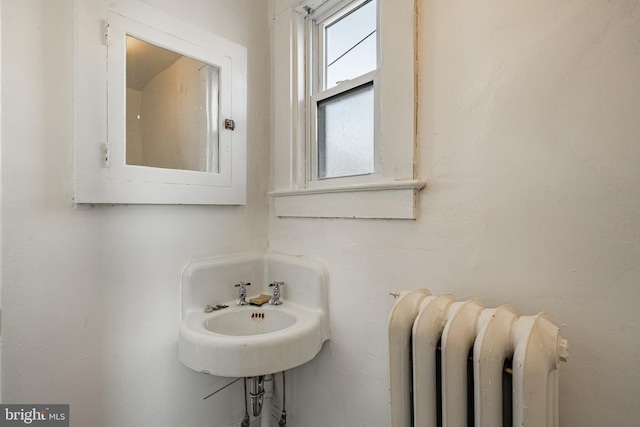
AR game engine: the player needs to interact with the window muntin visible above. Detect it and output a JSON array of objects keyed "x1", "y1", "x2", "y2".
[{"x1": 311, "y1": 0, "x2": 378, "y2": 183}]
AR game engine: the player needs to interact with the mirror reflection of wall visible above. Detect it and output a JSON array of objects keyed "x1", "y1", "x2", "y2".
[{"x1": 125, "y1": 35, "x2": 220, "y2": 173}]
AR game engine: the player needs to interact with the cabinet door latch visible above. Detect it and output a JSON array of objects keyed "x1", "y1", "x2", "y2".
[{"x1": 224, "y1": 119, "x2": 235, "y2": 131}]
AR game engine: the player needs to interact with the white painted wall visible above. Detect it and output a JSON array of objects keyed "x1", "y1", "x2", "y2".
[
  {"x1": 1, "y1": 1, "x2": 269, "y2": 426},
  {"x1": 268, "y1": 0, "x2": 640, "y2": 426},
  {"x1": 3, "y1": 0, "x2": 640, "y2": 426}
]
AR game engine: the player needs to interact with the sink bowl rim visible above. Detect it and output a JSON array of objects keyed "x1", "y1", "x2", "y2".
[
  {"x1": 178, "y1": 300, "x2": 327, "y2": 376},
  {"x1": 202, "y1": 306, "x2": 297, "y2": 336},
  {"x1": 184, "y1": 301, "x2": 318, "y2": 340}
]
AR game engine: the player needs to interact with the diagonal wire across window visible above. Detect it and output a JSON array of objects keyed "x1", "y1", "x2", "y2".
[{"x1": 324, "y1": 0, "x2": 377, "y2": 89}]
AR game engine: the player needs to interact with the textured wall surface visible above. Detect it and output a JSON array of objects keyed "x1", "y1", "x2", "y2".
[
  {"x1": 3, "y1": 0, "x2": 640, "y2": 426},
  {"x1": 268, "y1": 0, "x2": 640, "y2": 425},
  {"x1": 1, "y1": 0, "x2": 270, "y2": 425}
]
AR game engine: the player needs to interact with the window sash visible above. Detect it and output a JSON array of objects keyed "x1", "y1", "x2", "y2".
[
  {"x1": 316, "y1": 0, "x2": 377, "y2": 91},
  {"x1": 309, "y1": 70, "x2": 380, "y2": 184},
  {"x1": 307, "y1": 0, "x2": 380, "y2": 187}
]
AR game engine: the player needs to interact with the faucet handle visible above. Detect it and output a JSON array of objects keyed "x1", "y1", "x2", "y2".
[
  {"x1": 269, "y1": 281, "x2": 285, "y2": 289},
  {"x1": 268, "y1": 281, "x2": 285, "y2": 305},
  {"x1": 235, "y1": 282, "x2": 251, "y2": 306}
]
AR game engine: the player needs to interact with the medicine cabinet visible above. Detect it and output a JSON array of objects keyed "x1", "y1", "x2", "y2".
[{"x1": 73, "y1": 1, "x2": 247, "y2": 204}]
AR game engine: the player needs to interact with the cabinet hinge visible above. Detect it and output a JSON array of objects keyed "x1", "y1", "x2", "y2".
[
  {"x1": 103, "y1": 143, "x2": 110, "y2": 168},
  {"x1": 104, "y1": 20, "x2": 110, "y2": 47}
]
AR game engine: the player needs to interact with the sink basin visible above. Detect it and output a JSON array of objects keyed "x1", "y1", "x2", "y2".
[
  {"x1": 203, "y1": 308, "x2": 296, "y2": 336},
  {"x1": 178, "y1": 253, "x2": 330, "y2": 378},
  {"x1": 180, "y1": 302, "x2": 325, "y2": 377}
]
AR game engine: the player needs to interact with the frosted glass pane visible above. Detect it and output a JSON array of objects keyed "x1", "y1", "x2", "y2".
[
  {"x1": 317, "y1": 83, "x2": 374, "y2": 179},
  {"x1": 325, "y1": 0, "x2": 377, "y2": 89}
]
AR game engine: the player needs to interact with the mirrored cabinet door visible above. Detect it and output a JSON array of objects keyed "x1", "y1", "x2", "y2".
[
  {"x1": 125, "y1": 36, "x2": 221, "y2": 174},
  {"x1": 74, "y1": 1, "x2": 247, "y2": 205}
]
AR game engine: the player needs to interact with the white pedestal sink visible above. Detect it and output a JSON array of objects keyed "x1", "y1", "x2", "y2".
[{"x1": 178, "y1": 253, "x2": 330, "y2": 378}]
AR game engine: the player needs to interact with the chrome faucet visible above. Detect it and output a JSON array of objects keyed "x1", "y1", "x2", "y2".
[
  {"x1": 268, "y1": 281, "x2": 285, "y2": 305},
  {"x1": 235, "y1": 282, "x2": 251, "y2": 305}
]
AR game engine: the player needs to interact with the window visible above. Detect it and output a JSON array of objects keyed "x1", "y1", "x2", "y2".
[
  {"x1": 269, "y1": 0, "x2": 424, "y2": 219},
  {"x1": 317, "y1": 81, "x2": 374, "y2": 179},
  {"x1": 314, "y1": 0, "x2": 378, "y2": 179},
  {"x1": 310, "y1": 0, "x2": 378, "y2": 183}
]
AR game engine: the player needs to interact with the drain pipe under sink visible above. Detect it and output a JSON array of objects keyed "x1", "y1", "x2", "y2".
[{"x1": 260, "y1": 375, "x2": 273, "y2": 427}]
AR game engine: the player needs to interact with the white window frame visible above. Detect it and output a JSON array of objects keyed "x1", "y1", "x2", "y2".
[
  {"x1": 310, "y1": 74, "x2": 381, "y2": 186},
  {"x1": 308, "y1": 0, "x2": 380, "y2": 186},
  {"x1": 269, "y1": 0, "x2": 424, "y2": 219}
]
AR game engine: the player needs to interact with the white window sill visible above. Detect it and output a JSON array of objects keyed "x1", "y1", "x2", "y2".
[{"x1": 269, "y1": 180, "x2": 425, "y2": 219}]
